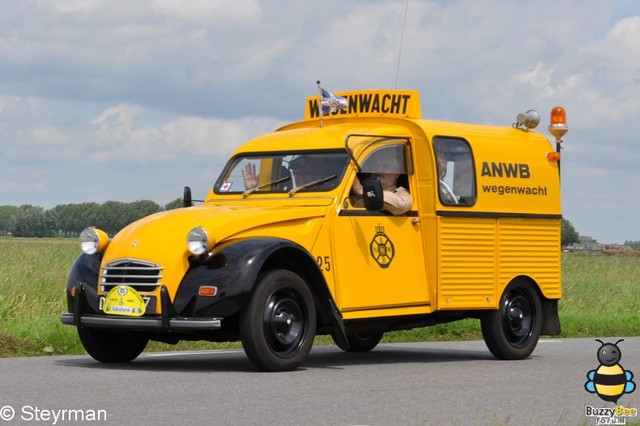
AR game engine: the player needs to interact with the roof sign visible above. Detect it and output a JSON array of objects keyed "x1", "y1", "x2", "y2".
[{"x1": 305, "y1": 90, "x2": 422, "y2": 120}]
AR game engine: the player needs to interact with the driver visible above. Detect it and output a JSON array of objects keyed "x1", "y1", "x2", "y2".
[{"x1": 350, "y1": 158, "x2": 412, "y2": 215}]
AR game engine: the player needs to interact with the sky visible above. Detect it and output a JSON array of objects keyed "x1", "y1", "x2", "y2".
[{"x1": 1, "y1": 0, "x2": 639, "y2": 244}]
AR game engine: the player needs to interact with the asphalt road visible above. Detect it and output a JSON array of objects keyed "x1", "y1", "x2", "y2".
[{"x1": 0, "y1": 337, "x2": 638, "y2": 426}]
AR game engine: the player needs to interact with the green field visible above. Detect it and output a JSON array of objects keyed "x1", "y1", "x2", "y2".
[{"x1": 0, "y1": 238, "x2": 638, "y2": 357}]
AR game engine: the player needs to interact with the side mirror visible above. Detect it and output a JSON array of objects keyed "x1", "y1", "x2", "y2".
[
  {"x1": 183, "y1": 186, "x2": 193, "y2": 208},
  {"x1": 362, "y1": 177, "x2": 384, "y2": 211}
]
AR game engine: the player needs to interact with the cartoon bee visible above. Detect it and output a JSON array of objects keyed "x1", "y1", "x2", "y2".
[{"x1": 585, "y1": 339, "x2": 636, "y2": 403}]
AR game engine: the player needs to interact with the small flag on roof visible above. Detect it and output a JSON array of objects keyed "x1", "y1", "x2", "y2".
[
  {"x1": 321, "y1": 88, "x2": 348, "y2": 115},
  {"x1": 317, "y1": 81, "x2": 348, "y2": 116}
]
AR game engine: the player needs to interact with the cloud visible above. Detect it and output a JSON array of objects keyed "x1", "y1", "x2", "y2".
[
  {"x1": 85, "y1": 102, "x2": 283, "y2": 165},
  {"x1": 91, "y1": 103, "x2": 143, "y2": 141},
  {"x1": 32, "y1": 124, "x2": 67, "y2": 145},
  {"x1": 0, "y1": 0, "x2": 639, "y2": 242},
  {"x1": 152, "y1": 0, "x2": 263, "y2": 26},
  {"x1": 0, "y1": 94, "x2": 284, "y2": 207},
  {"x1": 584, "y1": 16, "x2": 640, "y2": 122}
]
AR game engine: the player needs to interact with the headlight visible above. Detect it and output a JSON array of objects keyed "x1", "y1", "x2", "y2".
[
  {"x1": 80, "y1": 227, "x2": 110, "y2": 255},
  {"x1": 187, "y1": 226, "x2": 213, "y2": 256}
]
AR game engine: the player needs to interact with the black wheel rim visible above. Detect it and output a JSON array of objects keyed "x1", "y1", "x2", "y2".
[
  {"x1": 262, "y1": 289, "x2": 307, "y2": 357},
  {"x1": 353, "y1": 333, "x2": 376, "y2": 343},
  {"x1": 501, "y1": 288, "x2": 534, "y2": 348}
]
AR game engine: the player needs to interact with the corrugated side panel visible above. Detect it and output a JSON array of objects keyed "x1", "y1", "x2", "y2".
[
  {"x1": 498, "y1": 218, "x2": 561, "y2": 299},
  {"x1": 437, "y1": 217, "x2": 497, "y2": 309}
]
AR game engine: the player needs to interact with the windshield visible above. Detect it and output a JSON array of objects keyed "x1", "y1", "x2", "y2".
[{"x1": 215, "y1": 151, "x2": 350, "y2": 195}]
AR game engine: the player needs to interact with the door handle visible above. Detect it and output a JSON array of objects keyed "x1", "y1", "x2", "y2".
[{"x1": 411, "y1": 218, "x2": 421, "y2": 225}]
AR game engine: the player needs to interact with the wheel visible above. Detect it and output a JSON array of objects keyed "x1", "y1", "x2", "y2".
[
  {"x1": 481, "y1": 279, "x2": 542, "y2": 360},
  {"x1": 240, "y1": 269, "x2": 316, "y2": 371},
  {"x1": 77, "y1": 327, "x2": 148, "y2": 363},
  {"x1": 332, "y1": 331, "x2": 384, "y2": 352}
]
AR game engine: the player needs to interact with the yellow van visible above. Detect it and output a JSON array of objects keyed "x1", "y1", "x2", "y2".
[{"x1": 61, "y1": 89, "x2": 567, "y2": 371}]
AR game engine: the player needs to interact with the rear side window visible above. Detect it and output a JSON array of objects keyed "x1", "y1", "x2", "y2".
[{"x1": 433, "y1": 137, "x2": 476, "y2": 206}]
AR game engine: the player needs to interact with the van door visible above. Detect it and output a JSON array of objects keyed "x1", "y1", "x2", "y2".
[{"x1": 333, "y1": 143, "x2": 429, "y2": 312}]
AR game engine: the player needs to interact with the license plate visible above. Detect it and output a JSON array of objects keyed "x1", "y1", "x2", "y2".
[{"x1": 99, "y1": 287, "x2": 157, "y2": 316}]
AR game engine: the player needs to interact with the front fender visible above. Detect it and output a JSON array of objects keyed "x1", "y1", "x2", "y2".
[
  {"x1": 174, "y1": 238, "x2": 311, "y2": 318},
  {"x1": 65, "y1": 253, "x2": 101, "y2": 313}
]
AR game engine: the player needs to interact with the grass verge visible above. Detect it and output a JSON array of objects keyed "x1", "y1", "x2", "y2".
[{"x1": 1, "y1": 238, "x2": 638, "y2": 357}]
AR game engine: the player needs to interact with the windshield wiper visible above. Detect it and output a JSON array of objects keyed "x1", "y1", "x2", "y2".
[
  {"x1": 288, "y1": 175, "x2": 337, "y2": 196},
  {"x1": 242, "y1": 176, "x2": 290, "y2": 198}
]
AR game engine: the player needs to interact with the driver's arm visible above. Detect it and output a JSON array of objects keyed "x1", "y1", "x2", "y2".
[{"x1": 383, "y1": 187, "x2": 413, "y2": 215}]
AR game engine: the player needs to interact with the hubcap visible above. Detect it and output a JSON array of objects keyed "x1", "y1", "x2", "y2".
[
  {"x1": 263, "y1": 290, "x2": 306, "y2": 356},
  {"x1": 502, "y1": 290, "x2": 533, "y2": 347}
]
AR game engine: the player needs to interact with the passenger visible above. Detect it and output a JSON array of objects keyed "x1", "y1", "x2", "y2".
[
  {"x1": 241, "y1": 163, "x2": 259, "y2": 189},
  {"x1": 242, "y1": 156, "x2": 330, "y2": 190},
  {"x1": 435, "y1": 144, "x2": 458, "y2": 204},
  {"x1": 288, "y1": 156, "x2": 325, "y2": 187}
]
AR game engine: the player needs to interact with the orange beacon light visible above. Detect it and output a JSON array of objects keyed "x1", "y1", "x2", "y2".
[
  {"x1": 548, "y1": 106, "x2": 568, "y2": 142},
  {"x1": 548, "y1": 106, "x2": 567, "y2": 177}
]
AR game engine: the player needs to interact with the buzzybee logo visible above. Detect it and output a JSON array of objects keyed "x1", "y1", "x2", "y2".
[
  {"x1": 585, "y1": 339, "x2": 635, "y2": 403},
  {"x1": 584, "y1": 339, "x2": 637, "y2": 425}
]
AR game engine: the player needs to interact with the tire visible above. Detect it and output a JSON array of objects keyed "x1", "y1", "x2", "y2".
[
  {"x1": 481, "y1": 279, "x2": 542, "y2": 360},
  {"x1": 240, "y1": 269, "x2": 316, "y2": 371},
  {"x1": 77, "y1": 327, "x2": 148, "y2": 363},
  {"x1": 332, "y1": 331, "x2": 384, "y2": 352}
]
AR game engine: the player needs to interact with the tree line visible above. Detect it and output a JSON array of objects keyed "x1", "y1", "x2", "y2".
[
  {"x1": 0, "y1": 199, "x2": 183, "y2": 238},
  {"x1": 2, "y1": 200, "x2": 585, "y2": 247},
  {"x1": 561, "y1": 218, "x2": 579, "y2": 248}
]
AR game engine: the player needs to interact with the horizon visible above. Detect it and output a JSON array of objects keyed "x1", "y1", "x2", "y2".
[{"x1": 1, "y1": 1, "x2": 639, "y2": 244}]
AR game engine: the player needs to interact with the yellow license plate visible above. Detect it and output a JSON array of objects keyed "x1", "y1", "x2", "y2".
[{"x1": 102, "y1": 285, "x2": 146, "y2": 317}]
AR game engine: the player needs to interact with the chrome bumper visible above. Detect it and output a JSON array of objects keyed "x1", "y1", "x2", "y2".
[
  {"x1": 60, "y1": 313, "x2": 222, "y2": 331},
  {"x1": 62, "y1": 283, "x2": 222, "y2": 332}
]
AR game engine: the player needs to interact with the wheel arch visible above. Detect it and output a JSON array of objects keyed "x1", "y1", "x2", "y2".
[
  {"x1": 503, "y1": 274, "x2": 540, "y2": 294},
  {"x1": 500, "y1": 274, "x2": 561, "y2": 336},
  {"x1": 259, "y1": 245, "x2": 338, "y2": 330},
  {"x1": 177, "y1": 237, "x2": 338, "y2": 329}
]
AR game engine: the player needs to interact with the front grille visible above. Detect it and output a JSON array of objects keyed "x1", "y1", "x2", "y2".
[{"x1": 101, "y1": 259, "x2": 163, "y2": 294}]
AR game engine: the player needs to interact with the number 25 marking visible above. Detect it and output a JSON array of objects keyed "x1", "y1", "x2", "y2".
[{"x1": 316, "y1": 256, "x2": 331, "y2": 272}]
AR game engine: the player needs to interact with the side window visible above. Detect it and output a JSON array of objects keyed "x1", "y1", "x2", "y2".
[
  {"x1": 361, "y1": 145, "x2": 408, "y2": 178},
  {"x1": 349, "y1": 144, "x2": 413, "y2": 214},
  {"x1": 433, "y1": 137, "x2": 476, "y2": 206},
  {"x1": 359, "y1": 144, "x2": 410, "y2": 191}
]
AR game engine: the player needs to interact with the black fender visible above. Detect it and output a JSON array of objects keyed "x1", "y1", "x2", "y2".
[
  {"x1": 174, "y1": 237, "x2": 342, "y2": 330},
  {"x1": 541, "y1": 298, "x2": 561, "y2": 335},
  {"x1": 497, "y1": 274, "x2": 561, "y2": 336},
  {"x1": 65, "y1": 253, "x2": 102, "y2": 313}
]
